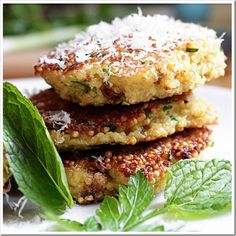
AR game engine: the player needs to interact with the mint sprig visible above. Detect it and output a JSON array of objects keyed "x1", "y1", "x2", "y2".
[
  {"x1": 54, "y1": 159, "x2": 231, "y2": 232},
  {"x1": 97, "y1": 171, "x2": 156, "y2": 231},
  {"x1": 3, "y1": 82, "x2": 73, "y2": 215},
  {"x1": 50, "y1": 171, "x2": 165, "y2": 232}
]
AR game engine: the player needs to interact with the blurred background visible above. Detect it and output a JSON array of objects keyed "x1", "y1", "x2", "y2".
[{"x1": 3, "y1": 4, "x2": 231, "y2": 87}]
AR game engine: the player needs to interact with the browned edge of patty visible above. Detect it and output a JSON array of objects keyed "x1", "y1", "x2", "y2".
[
  {"x1": 30, "y1": 88, "x2": 192, "y2": 136},
  {"x1": 63, "y1": 127, "x2": 211, "y2": 204},
  {"x1": 3, "y1": 181, "x2": 11, "y2": 193}
]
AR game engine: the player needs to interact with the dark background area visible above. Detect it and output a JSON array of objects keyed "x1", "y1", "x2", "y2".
[{"x1": 3, "y1": 4, "x2": 231, "y2": 36}]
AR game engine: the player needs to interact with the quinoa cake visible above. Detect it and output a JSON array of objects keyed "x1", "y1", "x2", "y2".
[
  {"x1": 63, "y1": 127, "x2": 211, "y2": 204},
  {"x1": 30, "y1": 89, "x2": 217, "y2": 150},
  {"x1": 35, "y1": 12, "x2": 226, "y2": 106}
]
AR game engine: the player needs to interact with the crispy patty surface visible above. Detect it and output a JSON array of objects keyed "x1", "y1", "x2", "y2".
[
  {"x1": 35, "y1": 14, "x2": 226, "y2": 106},
  {"x1": 31, "y1": 89, "x2": 217, "y2": 150},
  {"x1": 63, "y1": 127, "x2": 211, "y2": 204}
]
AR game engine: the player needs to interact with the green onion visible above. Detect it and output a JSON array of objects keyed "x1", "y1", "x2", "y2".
[
  {"x1": 163, "y1": 101, "x2": 172, "y2": 112},
  {"x1": 71, "y1": 81, "x2": 91, "y2": 92},
  {"x1": 186, "y1": 48, "x2": 199, "y2": 52},
  {"x1": 102, "y1": 68, "x2": 110, "y2": 76},
  {"x1": 169, "y1": 114, "x2": 179, "y2": 123},
  {"x1": 144, "y1": 109, "x2": 152, "y2": 119}
]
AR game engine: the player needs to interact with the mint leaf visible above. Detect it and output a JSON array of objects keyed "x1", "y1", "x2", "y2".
[
  {"x1": 96, "y1": 171, "x2": 155, "y2": 231},
  {"x1": 96, "y1": 196, "x2": 120, "y2": 231},
  {"x1": 55, "y1": 217, "x2": 101, "y2": 232},
  {"x1": 165, "y1": 159, "x2": 232, "y2": 216},
  {"x1": 56, "y1": 219, "x2": 85, "y2": 231},
  {"x1": 3, "y1": 82, "x2": 73, "y2": 215},
  {"x1": 83, "y1": 216, "x2": 101, "y2": 231},
  {"x1": 118, "y1": 171, "x2": 154, "y2": 230}
]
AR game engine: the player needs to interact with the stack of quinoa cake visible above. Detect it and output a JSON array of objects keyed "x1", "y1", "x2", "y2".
[{"x1": 33, "y1": 12, "x2": 226, "y2": 204}]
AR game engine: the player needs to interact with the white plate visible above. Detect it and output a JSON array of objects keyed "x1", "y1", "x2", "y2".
[{"x1": 3, "y1": 78, "x2": 234, "y2": 234}]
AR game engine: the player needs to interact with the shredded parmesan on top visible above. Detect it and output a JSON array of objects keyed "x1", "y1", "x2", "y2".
[
  {"x1": 46, "y1": 111, "x2": 71, "y2": 132},
  {"x1": 39, "y1": 10, "x2": 222, "y2": 75}
]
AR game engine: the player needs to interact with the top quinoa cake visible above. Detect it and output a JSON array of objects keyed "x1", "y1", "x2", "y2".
[{"x1": 35, "y1": 11, "x2": 226, "y2": 106}]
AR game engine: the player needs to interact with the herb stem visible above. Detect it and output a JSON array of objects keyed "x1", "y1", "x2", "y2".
[{"x1": 125, "y1": 206, "x2": 169, "y2": 231}]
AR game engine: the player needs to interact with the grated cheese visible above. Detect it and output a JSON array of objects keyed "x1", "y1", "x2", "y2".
[
  {"x1": 46, "y1": 111, "x2": 71, "y2": 132},
  {"x1": 38, "y1": 10, "x2": 223, "y2": 78}
]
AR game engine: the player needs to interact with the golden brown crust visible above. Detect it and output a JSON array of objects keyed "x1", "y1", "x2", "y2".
[
  {"x1": 34, "y1": 43, "x2": 226, "y2": 106},
  {"x1": 30, "y1": 89, "x2": 217, "y2": 149},
  {"x1": 31, "y1": 88, "x2": 191, "y2": 134},
  {"x1": 34, "y1": 14, "x2": 226, "y2": 106},
  {"x1": 63, "y1": 127, "x2": 211, "y2": 204}
]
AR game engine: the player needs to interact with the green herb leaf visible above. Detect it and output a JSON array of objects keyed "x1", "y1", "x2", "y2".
[
  {"x1": 118, "y1": 171, "x2": 154, "y2": 230},
  {"x1": 186, "y1": 48, "x2": 199, "y2": 52},
  {"x1": 45, "y1": 212, "x2": 101, "y2": 232},
  {"x1": 83, "y1": 216, "x2": 102, "y2": 231},
  {"x1": 96, "y1": 196, "x2": 120, "y2": 231},
  {"x1": 165, "y1": 159, "x2": 232, "y2": 216},
  {"x1": 102, "y1": 68, "x2": 110, "y2": 76},
  {"x1": 169, "y1": 114, "x2": 179, "y2": 123},
  {"x1": 3, "y1": 82, "x2": 73, "y2": 215},
  {"x1": 144, "y1": 109, "x2": 152, "y2": 119},
  {"x1": 43, "y1": 211, "x2": 85, "y2": 232},
  {"x1": 96, "y1": 171, "x2": 155, "y2": 231},
  {"x1": 163, "y1": 101, "x2": 173, "y2": 112},
  {"x1": 107, "y1": 123, "x2": 117, "y2": 132},
  {"x1": 56, "y1": 219, "x2": 85, "y2": 231},
  {"x1": 71, "y1": 81, "x2": 91, "y2": 91}
]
